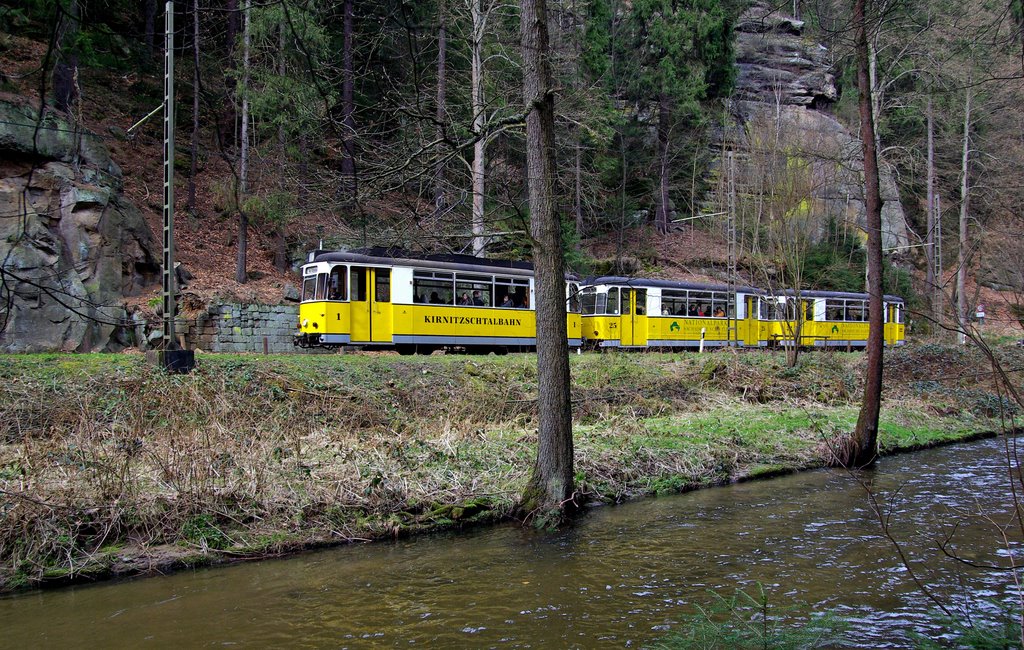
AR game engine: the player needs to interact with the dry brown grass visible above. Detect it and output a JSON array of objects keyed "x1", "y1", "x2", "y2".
[{"x1": 0, "y1": 346, "x2": 1008, "y2": 590}]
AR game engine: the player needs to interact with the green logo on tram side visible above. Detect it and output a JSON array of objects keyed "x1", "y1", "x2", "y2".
[
  {"x1": 831, "y1": 325, "x2": 840, "y2": 334},
  {"x1": 670, "y1": 321, "x2": 680, "y2": 332}
]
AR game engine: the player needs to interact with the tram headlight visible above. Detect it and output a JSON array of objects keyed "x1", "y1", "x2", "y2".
[{"x1": 301, "y1": 319, "x2": 309, "y2": 328}]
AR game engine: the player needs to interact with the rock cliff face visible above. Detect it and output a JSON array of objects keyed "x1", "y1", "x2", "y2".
[
  {"x1": 723, "y1": 2, "x2": 909, "y2": 251},
  {"x1": 0, "y1": 99, "x2": 159, "y2": 352}
]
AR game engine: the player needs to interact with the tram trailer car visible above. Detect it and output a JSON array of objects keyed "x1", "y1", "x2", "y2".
[
  {"x1": 294, "y1": 250, "x2": 582, "y2": 354},
  {"x1": 580, "y1": 277, "x2": 767, "y2": 349},
  {"x1": 580, "y1": 278, "x2": 906, "y2": 350},
  {"x1": 760, "y1": 289, "x2": 906, "y2": 348}
]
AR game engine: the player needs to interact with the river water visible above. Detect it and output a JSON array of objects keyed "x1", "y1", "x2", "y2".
[{"x1": 2, "y1": 436, "x2": 1022, "y2": 648}]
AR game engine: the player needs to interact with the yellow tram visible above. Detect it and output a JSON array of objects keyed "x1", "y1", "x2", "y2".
[
  {"x1": 580, "y1": 278, "x2": 906, "y2": 350},
  {"x1": 759, "y1": 290, "x2": 906, "y2": 348},
  {"x1": 579, "y1": 278, "x2": 767, "y2": 349},
  {"x1": 294, "y1": 249, "x2": 582, "y2": 354}
]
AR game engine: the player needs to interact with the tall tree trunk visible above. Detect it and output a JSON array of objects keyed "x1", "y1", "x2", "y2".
[
  {"x1": 144, "y1": 0, "x2": 158, "y2": 59},
  {"x1": 272, "y1": 15, "x2": 288, "y2": 274},
  {"x1": 868, "y1": 35, "x2": 882, "y2": 158},
  {"x1": 957, "y1": 83, "x2": 972, "y2": 345},
  {"x1": 187, "y1": 0, "x2": 200, "y2": 214},
  {"x1": 574, "y1": 139, "x2": 583, "y2": 237},
  {"x1": 278, "y1": 18, "x2": 287, "y2": 181},
  {"x1": 470, "y1": 0, "x2": 486, "y2": 257},
  {"x1": 841, "y1": 0, "x2": 884, "y2": 469},
  {"x1": 925, "y1": 94, "x2": 936, "y2": 324},
  {"x1": 223, "y1": 0, "x2": 239, "y2": 149},
  {"x1": 53, "y1": 0, "x2": 81, "y2": 114},
  {"x1": 236, "y1": 0, "x2": 250, "y2": 284},
  {"x1": 340, "y1": 0, "x2": 356, "y2": 203},
  {"x1": 518, "y1": 0, "x2": 575, "y2": 524},
  {"x1": 655, "y1": 91, "x2": 671, "y2": 235},
  {"x1": 433, "y1": 0, "x2": 448, "y2": 223}
]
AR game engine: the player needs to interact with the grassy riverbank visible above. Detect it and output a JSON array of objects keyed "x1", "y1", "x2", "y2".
[{"x1": 0, "y1": 343, "x2": 1018, "y2": 591}]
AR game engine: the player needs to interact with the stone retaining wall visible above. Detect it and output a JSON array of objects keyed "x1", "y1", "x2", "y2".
[{"x1": 186, "y1": 303, "x2": 310, "y2": 353}]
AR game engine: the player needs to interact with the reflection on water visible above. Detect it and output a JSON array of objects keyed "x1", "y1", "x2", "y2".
[{"x1": 2, "y1": 436, "x2": 1021, "y2": 648}]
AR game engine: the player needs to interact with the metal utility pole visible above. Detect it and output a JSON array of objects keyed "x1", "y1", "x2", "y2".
[
  {"x1": 162, "y1": 0, "x2": 176, "y2": 351},
  {"x1": 934, "y1": 194, "x2": 943, "y2": 330},
  {"x1": 727, "y1": 149, "x2": 738, "y2": 347},
  {"x1": 154, "y1": 1, "x2": 194, "y2": 373}
]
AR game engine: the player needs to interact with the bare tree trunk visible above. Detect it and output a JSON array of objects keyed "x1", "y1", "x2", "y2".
[
  {"x1": 223, "y1": 0, "x2": 239, "y2": 149},
  {"x1": 226, "y1": 0, "x2": 240, "y2": 49},
  {"x1": 278, "y1": 18, "x2": 287, "y2": 181},
  {"x1": 433, "y1": 0, "x2": 448, "y2": 222},
  {"x1": 842, "y1": 0, "x2": 884, "y2": 469},
  {"x1": 53, "y1": 0, "x2": 81, "y2": 114},
  {"x1": 340, "y1": 0, "x2": 356, "y2": 203},
  {"x1": 187, "y1": 0, "x2": 200, "y2": 214},
  {"x1": 272, "y1": 14, "x2": 288, "y2": 274},
  {"x1": 236, "y1": 0, "x2": 251, "y2": 284},
  {"x1": 957, "y1": 82, "x2": 972, "y2": 345},
  {"x1": 655, "y1": 91, "x2": 671, "y2": 235},
  {"x1": 518, "y1": 0, "x2": 575, "y2": 524},
  {"x1": 144, "y1": 0, "x2": 158, "y2": 59},
  {"x1": 868, "y1": 35, "x2": 882, "y2": 157},
  {"x1": 925, "y1": 94, "x2": 936, "y2": 323},
  {"x1": 574, "y1": 139, "x2": 583, "y2": 237},
  {"x1": 471, "y1": 0, "x2": 487, "y2": 257}
]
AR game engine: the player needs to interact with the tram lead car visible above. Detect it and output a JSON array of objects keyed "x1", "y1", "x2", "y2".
[{"x1": 294, "y1": 249, "x2": 582, "y2": 354}]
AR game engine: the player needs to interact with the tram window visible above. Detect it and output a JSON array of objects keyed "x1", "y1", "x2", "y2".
[
  {"x1": 711, "y1": 292, "x2": 728, "y2": 318},
  {"x1": 662, "y1": 290, "x2": 686, "y2": 316},
  {"x1": 690, "y1": 292, "x2": 711, "y2": 316},
  {"x1": 635, "y1": 289, "x2": 647, "y2": 315},
  {"x1": 580, "y1": 287, "x2": 598, "y2": 315},
  {"x1": 413, "y1": 271, "x2": 454, "y2": 305},
  {"x1": 495, "y1": 276, "x2": 530, "y2": 308},
  {"x1": 375, "y1": 269, "x2": 390, "y2": 303},
  {"x1": 846, "y1": 301, "x2": 865, "y2": 321},
  {"x1": 567, "y1": 284, "x2": 581, "y2": 313},
  {"x1": 301, "y1": 276, "x2": 317, "y2": 302},
  {"x1": 622, "y1": 290, "x2": 633, "y2": 315},
  {"x1": 456, "y1": 274, "x2": 492, "y2": 307},
  {"x1": 328, "y1": 266, "x2": 347, "y2": 301},
  {"x1": 825, "y1": 300, "x2": 844, "y2": 321},
  {"x1": 606, "y1": 288, "x2": 620, "y2": 315},
  {"x1": 896, "y1": 306, "x2": 904, "y2": 323},
  {"x1": 766, "y1": 300, "x2": 783, "y2": 320},
  {"x1": 315, "y1": 273, "x2": 329, "y2": 300},
  {"x1": 350, "y1": 268, "x2": 366, "y2": 301}
]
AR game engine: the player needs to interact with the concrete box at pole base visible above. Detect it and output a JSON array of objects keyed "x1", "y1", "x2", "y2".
[{"x1": 147, "y1": 349, "x2": 196, "y2": 373}]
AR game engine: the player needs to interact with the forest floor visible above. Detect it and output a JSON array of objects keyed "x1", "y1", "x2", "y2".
[{"x1": 1, "y1": 342, "x2": 1019, "y2": 593}]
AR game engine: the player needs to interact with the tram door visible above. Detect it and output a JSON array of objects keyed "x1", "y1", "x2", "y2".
[
  {"x1": 743, "y1": 295, "x2": 759, "y2": 346},
  {"x1": 619, "y1": 288, "x2": 648, "y2": 347},
  {"x1": 884, "y1": 303, "x2": 897, "y2": 345},
  {"x1": 349, "y1": 267, "x2": 393, "y2": 343}
]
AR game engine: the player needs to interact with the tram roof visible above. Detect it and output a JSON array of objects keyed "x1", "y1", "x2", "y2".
[
  {"x1": 582, "y1": 276, "x2": 763, "y2": 295},
  {"x1": 306, "y1": 248, "x2": 580, "y2": 280},
  {"x1": 308, "y1": 248, "x2": 534, "y2": 276},
  {"x1": 767, "y1": 288, "x2": 905, "y2": 303}
]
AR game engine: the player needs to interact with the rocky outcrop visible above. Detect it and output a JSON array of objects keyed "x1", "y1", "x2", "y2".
[
  {"x1": 717, "y1": 2, "x2": 909, "y2": 251},
  {"x1": 733, "y1": 7, "x2": 838, "y2": 108},
  {"x1": 0, "y1": 100, "x2": 159, "y2": 352}
]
